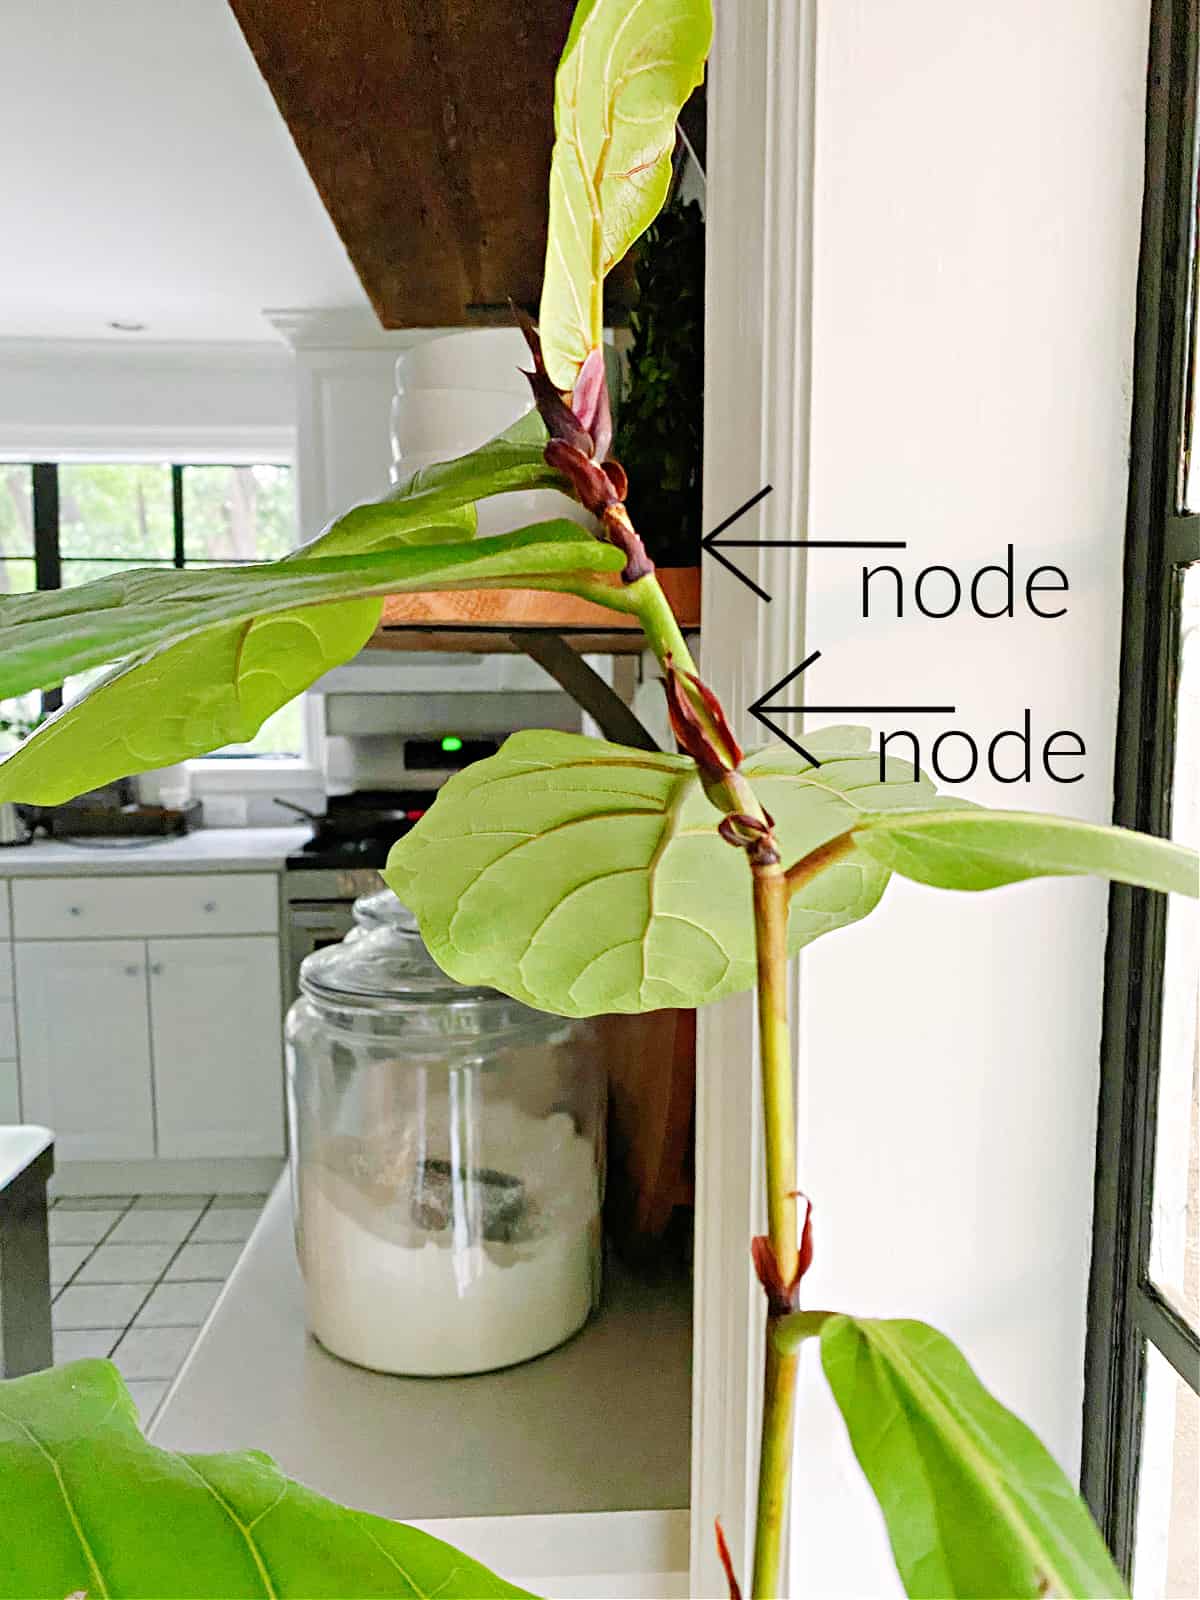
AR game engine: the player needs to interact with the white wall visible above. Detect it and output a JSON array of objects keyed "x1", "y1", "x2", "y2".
[
  {"x1": 789, "y1": 3, "x2": 1148, "y2": 1593},
  {"x1": 0, "y1": 338, "x2": 295, "y2": 462}
]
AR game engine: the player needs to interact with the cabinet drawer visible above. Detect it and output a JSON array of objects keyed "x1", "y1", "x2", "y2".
[{"x1": 13, "y1": 874, "x2": 279, "y2": 939}]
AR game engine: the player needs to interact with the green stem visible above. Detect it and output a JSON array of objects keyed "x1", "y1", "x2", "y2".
[
  {"x1": 750, "y1": 860, "x2": 800, "y2": 1600},
  {"x1": 625, "y1": 571, "x2": 699, "y2": 678}
]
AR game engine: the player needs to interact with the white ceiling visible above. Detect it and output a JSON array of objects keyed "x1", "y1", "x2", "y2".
[{"x1": 0, "y1": 0, "x2": 372, "y2": 343}]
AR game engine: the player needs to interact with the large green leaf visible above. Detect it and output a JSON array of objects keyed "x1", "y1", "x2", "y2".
[
  {"x1": 0, "y1": 524, "x2": 623, "y2": 804},
  {"x1": 385, "y1": 725, "x2": 931, "y2": 1015},
  {"x1": 0, "y1": 1360, "x2": 532, "y2": 1599},
  {"x1": 854, "y1": 806, "x2": 1198, "y2": 898},
  {"x1": 793, "y1": 1315, "x2": 1127, "y2": 1600},
  {"x1": 0, "y1": 414, "x2": 562, "y2": 805},
  {"x1": 537, "y1": 0, "x2": 713, "y2": 388}
]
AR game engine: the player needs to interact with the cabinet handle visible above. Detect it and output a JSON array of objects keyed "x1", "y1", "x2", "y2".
[
  {"x1": 203, "y1": 900, "x2": 217, "y2": 913},
  {"x1": 149, "y1": 961, "x2": 164, "y2": 977},
  {"x1": 124, "y1": 964, "x2": 140, "y2": 977}
]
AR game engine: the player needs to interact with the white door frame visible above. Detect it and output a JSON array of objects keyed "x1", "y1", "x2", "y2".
[{"x1": 691, "y1": 2, "x2": 819, "y2": 1593}]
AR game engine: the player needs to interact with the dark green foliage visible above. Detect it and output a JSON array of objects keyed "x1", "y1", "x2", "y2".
[{"x1": 615, "y1": 198, "x2": 705, "y2": 566}]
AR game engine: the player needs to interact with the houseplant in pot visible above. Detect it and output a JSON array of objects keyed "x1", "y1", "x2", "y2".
[{"x1": 0, "y1": 1, "x2": 1195, "y2": 1596}]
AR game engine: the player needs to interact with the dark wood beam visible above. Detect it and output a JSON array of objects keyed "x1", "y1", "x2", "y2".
[{"x1": 228, "y1": 0, "x2": 599, "y2": 327}]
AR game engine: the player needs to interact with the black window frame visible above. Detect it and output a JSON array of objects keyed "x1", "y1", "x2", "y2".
[{"x1": 1082, "y1": 0, "x2": 1200, "y2": 1577}]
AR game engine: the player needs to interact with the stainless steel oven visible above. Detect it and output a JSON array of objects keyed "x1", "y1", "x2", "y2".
[{"x1": 284, "y1": 867, "x2": 383, "y2": 1002}]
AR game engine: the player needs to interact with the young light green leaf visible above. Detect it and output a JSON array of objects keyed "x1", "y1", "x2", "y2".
[
  {"x1": 0, "y1": 524, "x2": 623, "y2": 804},
  {"x1": 853, "y1": 807, "x2": 1199, "y2": 898},
  {"x1": 314, "y1": 410, "x2": 560, "y2": 553},
  {"x1": 816, "y1": 1316, "x2": 1128, "y2": 1600},
  {"x1": 538, "y1": 0, "x2": 713, "y2": 389},
  {"x1": 0, "y1": 1359, "x2": 533, "y2": 1599},
  {"x1": 385, "y1": 726, "x2": 929, "y2": 1016}
]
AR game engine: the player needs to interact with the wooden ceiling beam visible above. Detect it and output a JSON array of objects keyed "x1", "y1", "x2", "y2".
[{"x1": 228, "y1": 0, "x2": 603, "y2": 328}]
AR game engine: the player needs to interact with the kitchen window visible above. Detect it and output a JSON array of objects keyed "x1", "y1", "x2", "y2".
[
  {"x1": 1083, "y1": 0, "x2": 1200, "y2": 1592},
  {"x1": 0, "y1": 459, "x2": 302, "y2": 762}
]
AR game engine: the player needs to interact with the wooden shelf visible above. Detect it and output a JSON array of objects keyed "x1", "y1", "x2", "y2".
[{"x1": 372, "y1": 566, "x2": 701, "y2": 655}]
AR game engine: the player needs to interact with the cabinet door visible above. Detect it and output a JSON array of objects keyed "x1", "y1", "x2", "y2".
[
  {"x1": 148, "y1": 936, "x2": 284, "y2": 1159},
  {"x1": 14, "y1": 941, "x2": 154, "y2": 1160}
]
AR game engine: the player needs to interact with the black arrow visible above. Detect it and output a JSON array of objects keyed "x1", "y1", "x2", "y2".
[
  {"x1": 750, "y1": 650, "x2": 959, "y2": 768},
  {"x1": 702, "y1": 485, "x2": 908, "y2": 602}
]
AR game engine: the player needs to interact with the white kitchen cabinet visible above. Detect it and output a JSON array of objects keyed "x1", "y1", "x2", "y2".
[
  {"x1": 149, "y1": 936, "x2": 284, "y2": 1159},
  {"x1": 15, "y1": 941, "x2": 155, "y2": 1161}
]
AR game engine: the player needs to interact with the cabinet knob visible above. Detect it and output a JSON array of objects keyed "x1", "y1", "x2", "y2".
[
  {"x1": 203, "y1": 900, "x2": 217, "y2": 913},
  {"x1": 68, "y1": 905, "x2": 83, "y2": 917},
  {"x1": 124, "y1": 964, "x2": 140, "y2": 977},
  {"x1": 149, "y1": 961, "x2": 164, "y2": 977}
]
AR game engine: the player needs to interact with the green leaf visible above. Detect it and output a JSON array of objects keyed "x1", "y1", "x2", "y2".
[
  {"x1": 0, "y1": 414, "x2": 566, "y2": 804},
  {"x1": 813, "y1": 1316, "x2": 1127, "y2": 1600},
  {"x1": 385, "y1": 725, "x2": 930, "y2": 1016},
  {"x1": 853, "y1": 807, "x2": 1199, "y2": 898},
  {"x1": 0, "y1": 1360, "x2": 533, "y2": 1599},
  {"x1": 537, "y1": 0, "x2": 713, "y2": 388},
  {"x1": 0, "y1": 524, "x2": 623, "y2": 804}
]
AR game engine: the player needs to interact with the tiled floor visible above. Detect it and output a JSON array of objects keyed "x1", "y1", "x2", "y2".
[{"x1": 49, "y1": 1192, "x2": 266, "y2": 1427}]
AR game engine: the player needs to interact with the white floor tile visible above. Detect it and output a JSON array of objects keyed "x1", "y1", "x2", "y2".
[
  {"x1": 49, "y1": 1210, "x2": 121, "y2": 1245},
  {"x1": 135, "y1": 1280, "x2": 222, "y2": 1327},
  {"x1": 209, "y1": 1193, "x2": 268, "y2": 1210},
  {"x1": 190, "y1": 1207, "x2": 260, "y2": 1243},
  {"x1": 124, "y1": 1379, "x2": 169, "y2": 1424},
  {"x1": 131, "y1": 1194, "x2": 213, "y2": 1211},
  {"x1": 111, "y1": 1324, "x2": 198, "y2": 1381},
  {"x1": 77, "y1": 1243, "x2": 176, "y2": 1284},
  {"x1": 53, "y1": 1195, "x2": 132, "y2": 1211},
  {"x1": 53, "y1": 1283, "x2": 146, "y2": 1330},
  {"x1": 165, "y1": 1241, "x2": 244, "y2": 1281},
  {"x1": 54, "y1": 1327, "x2": 121, "y2": 1362},
  {"x1": 107, "y1": 1209, "x2": 199, "y2": 1245},
  {"x1": 50, "y1": 1244, "x2": 91, "y2": 1288}
]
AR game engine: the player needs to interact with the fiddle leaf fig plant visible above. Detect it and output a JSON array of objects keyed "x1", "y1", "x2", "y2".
[{"x1": 0, "y1": 0, "x2": 1195, "y2": 1597}]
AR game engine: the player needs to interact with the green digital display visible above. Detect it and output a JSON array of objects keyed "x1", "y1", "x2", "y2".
[{"x1": 441, "y1": 736, "x2": 464, "y2": 753}]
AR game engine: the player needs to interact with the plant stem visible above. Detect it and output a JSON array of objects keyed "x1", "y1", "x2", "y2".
[
  {"x1": 626, "y1": 571, "x2": 699, "y2": 678},
  {"x1": 750, "y1": 859, "x2": 800, "y2": 1600}
]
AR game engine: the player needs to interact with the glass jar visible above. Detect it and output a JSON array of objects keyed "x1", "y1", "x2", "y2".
[{"x1": 286, "y1": 890, "x2": 605, "y2": 1376}]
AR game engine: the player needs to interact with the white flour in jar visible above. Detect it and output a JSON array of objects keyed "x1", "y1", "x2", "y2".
[{"x1": 297, "y1": 1103, "x2": 600, "y2": 1375}]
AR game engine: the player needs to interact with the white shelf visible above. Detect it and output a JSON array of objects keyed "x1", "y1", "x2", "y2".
[{"x1": 152, "y1": 1180, "x2": 692, "y2": 1590}]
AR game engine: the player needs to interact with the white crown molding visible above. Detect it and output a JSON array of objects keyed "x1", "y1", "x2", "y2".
[
  {"x1": 0, "y1": 424, "x2": 294, "y2": 465},
  {"x1": 0, "y1": 336, "x2": 292, "y2": 371},
  {"x1": 264, "y1": 306, "x2": 440, "y2": 352},
  {"x1": 691, "y1": 2, "x2": 818, "y2": 1594}
]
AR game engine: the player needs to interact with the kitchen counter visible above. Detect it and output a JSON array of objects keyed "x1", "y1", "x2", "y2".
[
  {"x1": 153, "y1": 1179, "x2": 691, "y2": 1597},
  {"x1": 0, "y1": 826, "x2": 308, "y2": 876}
]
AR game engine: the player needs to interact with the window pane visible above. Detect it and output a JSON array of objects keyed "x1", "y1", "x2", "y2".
[
  {"x1": 182, "y1": 464, "x2": 295, "y2": 563},
  {"x1": 0, "y1": 467, "x2": 34, "y2": 586},
  {"x1": 1134, "y1": 1343, "x2": 1199, "y2": 1600},
  {"x1": 58, "y1": 463, "x2": 173, "y2": 560},
  {"x1": 0, "y1": 690, "x2": 44, "y2": 758},
  {"x1": 1151, "y1": 563, "x2": 1200, "y2": 1332},
  {"x1": 204, "y1": 699, "x2": 304, "y2": 761},
  {"x1": 0, "y1": 558, "x2": 36, "y2": 596}
]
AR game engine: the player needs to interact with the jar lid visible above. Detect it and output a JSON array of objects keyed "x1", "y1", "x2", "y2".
[{"x1": 299, "y1": 888, "x2": 565, "y2": 1043}]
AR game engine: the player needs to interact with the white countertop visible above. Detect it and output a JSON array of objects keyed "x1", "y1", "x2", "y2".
[
  {"x1": 153, "y1": 1180, "x2": 692, "y2": 1526},
  {"x1": 0, "y1": 827, "x2": 308, "y2": 876}
]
